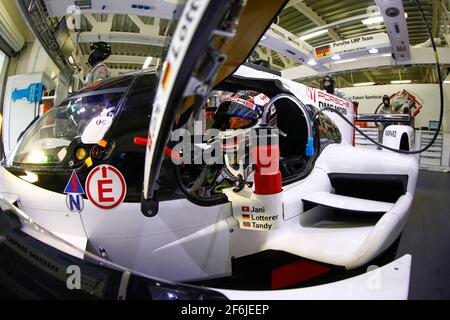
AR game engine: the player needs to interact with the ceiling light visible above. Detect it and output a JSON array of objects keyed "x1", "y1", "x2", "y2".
[
  {"x1": 444, "y1": 80, "x2": 450, "y2": 84},
  {"x1": 300, "y1": 29, "x2": 328, "y2": 41},
  {"x1": 307, "y1": 59, "x2": 317, "y2": 66},
  {"x1": 362, "y1": 16, "x2": 384, "y2": 25},
  {"x1": 368, "y1": 48, "x2": 379, "y2": 54},
  {"x1": 362, "y1": 12, "x2": 407, "y2": 25},
  {"x1": 353, "y1": 82, "x2": 375, "y2": 87},
  {"x1": 331, "y1": 54, "x2": 342, "y2": 60},
  {"x1": 143, "y1": 57, "x2": 153, "y2": 69},
  {"x1": 68, "y1": 55, "x2": 75, "y2": 64},
  {"x1": 334, "y1": 58, "x2": 356, "y2": 64},
  {"x1": 391, "y1": 80, "x2": 412, "y2": 84},
  {"x1": 382, "y1": 53, "x2": 392, "y2": 57}
]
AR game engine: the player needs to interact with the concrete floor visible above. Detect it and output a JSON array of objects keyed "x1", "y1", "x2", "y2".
[{"x1": 397, "y1": 170, "x2": 450, "y2": 299}]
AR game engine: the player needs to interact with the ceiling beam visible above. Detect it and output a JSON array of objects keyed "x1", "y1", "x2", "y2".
[
  {"x1": 44, "y1": 0, "x2": 183, "y2": 20},
  {"x1": 297, "y1": 12, "x2": 381, "y2": 37},
  {"x1": 129, "y1": 14, "x2": 159, "y2": 35},
  {"x1": 282, "y1": 47, "x2": 450, "y2": 80},
  {"x1": 284, "y1": 0, "x2": 305, "y2": 9},
  {"x1": 292, "y1": 2, "x2": 341, "y2": 41},
  {"x1": 255, "y1": 47, "x2": 269, "y2": 60},
  {"x1": 421, "y1": 66, "x2": 433, "y2": 82},
  {"x1": 77, "y1": 32, "x2": 167, "y2": 46},
  {"x1": 83, "y1": 54, "x2": 160, "y2": 65},
  {"x1": 260, "y1": 24, "x2": 329, "y2": 72},
  {"x1": 363, "y1": 71, "x2": 376, "y2": 82},
  {"x1": 84, "y1": 13, "x2": 113, "y2": 33},
  {"x1": 432, "y1": 0, "x2": 440, "y2": 37},
  {"x1": 278, "y1": 53, "x2": 295, "y2": 68},
  {"x1": 339, "y1": 74, "x2": 353, "y2": 87}
]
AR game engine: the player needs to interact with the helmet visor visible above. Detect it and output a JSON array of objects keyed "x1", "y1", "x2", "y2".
[
  {"x1": 213, "y1": 99, "x2": 259, "y2": 130},
  {"x1": 216, "y1": 99, "x2": 259, "y2": 120}
]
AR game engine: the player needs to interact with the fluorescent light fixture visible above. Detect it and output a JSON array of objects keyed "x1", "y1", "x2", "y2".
[
  {"x1": 331, "y1": 54, "x2": 342, "y2": 60},
  {"x1": 143, "y1": 57, "x2": 153, "y2": 69},
  {"x1": 354, "y1": 82, "x2": 375, "y2": 87},
  {"x1": 363, "y1": 13, "x2": 407, "y2": 25},
  {"x1": 307, "y1": 59, "x2": 317, "y2": 66},
  {"x1": 68, "y1": 55, "x2": 75, "y2": 64},
  {"x1": 390, "y1": 80, "x2": 412, "y2": 84},
  {"x1": 382, "y1": 53, "x2": 392, "y2": 57},
  {"x1": 368, "y1": 48, "x2": 379, "y2": 54},
  {"x1": 334, "y1": 58, "x2": 356, "y2": 64},
  {"x1": 362, "y1": 16, "x2": 384, "y2": 25},
  {"x1": 444, "y1": 80, "x2": 450, "y2": 84},
  {"x1": 300, "y1": 29, "x2": 328, "y2": 41}
]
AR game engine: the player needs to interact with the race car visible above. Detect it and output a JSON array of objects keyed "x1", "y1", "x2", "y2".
[{"x1": 0, "y1": 0, "x2": 418, "y2": 299}]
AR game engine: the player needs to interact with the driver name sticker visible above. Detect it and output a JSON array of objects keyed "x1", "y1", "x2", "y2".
[
  {"x1": 86, "y1": 165, "x2": 126, "y2": 210},
  {"x1": 81, "y1": 116, "x2": 113, "y2": 144},
  {"x1": 64, "y1": 171, "x2": 84, "y2": 213},
  {"x1": 239, "y1": 213, "x2": 279, "y2": 231}
]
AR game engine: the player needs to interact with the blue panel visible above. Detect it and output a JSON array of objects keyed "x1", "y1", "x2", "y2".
[{"x1": 11, "y1": 82, "x2": 43, "y2": 104}]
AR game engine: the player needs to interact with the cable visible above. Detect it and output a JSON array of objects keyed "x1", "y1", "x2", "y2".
[{"x1": 312, "y1": 0, "x2": 444, "y2": 155}]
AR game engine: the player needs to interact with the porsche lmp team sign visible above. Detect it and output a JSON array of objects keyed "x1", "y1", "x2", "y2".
[{"x1": 315, "y1": 32, "x2": 390, "y2": 60}]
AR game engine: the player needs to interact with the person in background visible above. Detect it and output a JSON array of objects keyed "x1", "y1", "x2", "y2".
[
  {"x1": 380, "y1": 95, "x2": 393, "y2": 114},
  {"x1": 84, "y1": 42, "x2": 112, "y2": 85},
  {"x1": 322, "y1": 74, "x2": 348, "y2": 100},
  {"x1": 378, "y1": 95, "x2": 394, "y2": 144}
]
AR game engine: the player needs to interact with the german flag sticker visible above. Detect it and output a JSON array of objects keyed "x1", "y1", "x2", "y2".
[
  {"x1": 162, "y1": 63, "x2": 172, "y2": 90},
  {"x1": 315, "y1": 45, "x2": 331, "y2": 59},
  {"x1": 242, "y1": 214, "x2": 250, "y2": 220}
]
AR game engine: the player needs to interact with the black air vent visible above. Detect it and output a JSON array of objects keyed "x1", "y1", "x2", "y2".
[{"x1": 328, "y1": 173, "x2": 408, "y2": 203}]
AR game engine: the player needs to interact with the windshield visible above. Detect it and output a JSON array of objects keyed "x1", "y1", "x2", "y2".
[{"x1": 9, "y1": 88, "x2": 126, "y2": 166}]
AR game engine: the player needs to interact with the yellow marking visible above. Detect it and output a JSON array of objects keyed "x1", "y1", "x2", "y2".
[
  {"x1": 98, "y1": 139, "x2": 108, "y2": 148},
  {"x1": 85, "y1": 157, "x2": 93, "y2": 167}
]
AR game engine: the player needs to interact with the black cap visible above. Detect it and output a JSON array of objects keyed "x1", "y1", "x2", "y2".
[
  {"x1": 88, "y1": 41, "x2": 112, "y2": 66},
  {"x1": 323, "y1": 74, "x2": 334, "y2": 83}
]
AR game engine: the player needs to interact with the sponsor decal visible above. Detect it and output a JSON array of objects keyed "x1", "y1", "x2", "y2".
[
  {"x1": 86, "y1": 165, "x2": 127, "y2": 210},
  {"x1": 384, "y1": 130, "x2": 397, "y2": 138},
  {"x1": 306, "y1": 86, "x2": 316, "y2": 103},
  {"x1": 63, "y1": 171, "x2": 84, "y2": 213},
  {"x1": 95, "y1": 118, "x2": 107, "y2": 126},
  {"x1": 318, "y1": 91, "x2": 349, "y2": 115}
]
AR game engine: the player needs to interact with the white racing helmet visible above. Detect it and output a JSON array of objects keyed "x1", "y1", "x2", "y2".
[{"x1": 212, "y1": 91, "x2": 276, "y2": 181}]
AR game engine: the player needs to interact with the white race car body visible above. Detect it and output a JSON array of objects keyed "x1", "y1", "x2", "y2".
[{"x1": 0, "y1": 0, "x2": 418, "y2": 299}]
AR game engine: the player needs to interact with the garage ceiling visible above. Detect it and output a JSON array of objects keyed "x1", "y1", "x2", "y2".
[{"x1": 20, "y1": 0, "x2": 450, "y2": 87}]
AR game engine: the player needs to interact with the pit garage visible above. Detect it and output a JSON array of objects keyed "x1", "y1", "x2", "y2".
[{"x1": 0, "y1": 0, "x2": 449, "y2": 301}]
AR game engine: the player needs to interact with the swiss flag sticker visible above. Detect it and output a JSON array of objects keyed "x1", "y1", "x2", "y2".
[{"x1": 241, "y1": 206, "x2": 249, "y2": 212}]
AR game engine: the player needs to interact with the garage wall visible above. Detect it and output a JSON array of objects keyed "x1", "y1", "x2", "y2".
[
  {"x1": 341, "y1": 84, "x2": 450, "y2": 131},
  {"x1": 15, "y1": 39, "x2": 59, "y2": 81}
]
